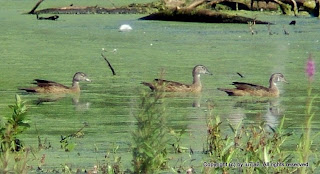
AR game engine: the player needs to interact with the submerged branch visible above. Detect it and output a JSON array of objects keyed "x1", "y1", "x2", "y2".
[
  {"x1": 36, "y1": 14, "x2": 59, "y2": 20},
  {"x1": 101, "y1": 53, "x2": 116, "y2": 75}
]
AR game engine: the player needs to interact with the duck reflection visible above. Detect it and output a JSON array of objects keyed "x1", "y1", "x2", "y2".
[
  {"x1": 72, "y1": 95, "x2": 91, "y2": 112},
  {"x1": 223, "y1": 98, "x2": 284, "y2": 129},
  {"x1": 263, "y1": 99, "x2": 284, "y2": 129},
  {"x1": 146, "y1": 92, "x2": 203, "y2": 108},
  {"x1": 33, "y1": 93, "x2": 91, "y2": 111}
]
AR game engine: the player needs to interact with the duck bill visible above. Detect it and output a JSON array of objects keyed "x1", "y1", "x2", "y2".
[
  {"x1": 85, "y1": 78, "x2": 92, "y2": 82},
  {"x1": 206, "y1": 70, "x2": 213, "y2": 75},
  {"x1": 283, "y1": 78, "x2": 288, "y2": 84}
]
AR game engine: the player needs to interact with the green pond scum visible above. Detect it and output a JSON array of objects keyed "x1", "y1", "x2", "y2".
[{"x1": 0, "y1": 0, "x2": 320, "y2": 173}]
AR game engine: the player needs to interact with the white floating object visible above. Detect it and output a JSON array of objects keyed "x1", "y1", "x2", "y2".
[{"x1": 119, "y1": 24, "x2": 132, "y2": 32}]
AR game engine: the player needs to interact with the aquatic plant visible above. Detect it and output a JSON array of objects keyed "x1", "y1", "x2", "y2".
[
  {"x1": 170, "y1": 128, "x2": 189, "y2": 153},
  {"x1": 60, "y1": 135, "x2": 76, "y2": 152},
  {"x1": 241, "y1": 117, "x2": 293, "y2": 173},
  {"x1": 98, "y1": 143, "x2": 122, "y2": 174},
  {"x1": 204, "y1": 114, "x2": 237, "y2": 173},
  {"x1": 1, "y1": 95, "x2": 30, "y2": 151},
  {"x1": 297, "y1": 54, "x2": 319, "y2": 173},
  {"x1": 305, "y1": 54, "x2": 315, "y2": 83},
  {"x1": 202, "y1": 55, "x2": 319, "y2": 173},
  {"x1": 204, "y1": 104, "x2": 293, "y2": 173},
  {"x1": 0, "y1": 94, "x2": 30, "y2": 173},
  {"x1": 59, "y1": 124, "x2": 87, "y2": 152},
  {"x1": 132, "y1": 92, "x2": 169, "y2": 173}
]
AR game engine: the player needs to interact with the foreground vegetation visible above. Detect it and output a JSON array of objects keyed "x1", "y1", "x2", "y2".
[{"x1": 0, "y1": 56, "x2": 319, "y2": 173}]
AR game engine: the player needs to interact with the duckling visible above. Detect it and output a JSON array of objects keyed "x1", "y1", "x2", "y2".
[
  {"x1": 141, "y1": 65, "x2": 212, "y2": 92},
  {"x1": 20, "y1": 72, "x2": 91, "y2": 93},
  {"x1": 218, "y1": 73, "x2": 287, "y2": 97}
]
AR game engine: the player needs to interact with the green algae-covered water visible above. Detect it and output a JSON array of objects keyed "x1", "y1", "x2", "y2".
[{"x1": 1, "y1": 0, "x2": 320, "y2": 172}]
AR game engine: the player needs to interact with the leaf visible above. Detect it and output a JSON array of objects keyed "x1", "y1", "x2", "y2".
[
  {"x1": 228, "y1": 121, "x2": 235, "y2": 134},
  {"x1": 66, "y1": 143, "x2": 76, "y2": 152},
  {"x1": 221, "y1": 141, "x2": 234, "y2": 156},
  {"x1": 15, "y1": 94, "x2": 22, "y2": 104},
  {"x1": 263, "y1": 146, "x2": 269, "y2": 163}
]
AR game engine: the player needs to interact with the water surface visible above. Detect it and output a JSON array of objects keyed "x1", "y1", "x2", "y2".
[{"x1": 1, "y1": 1, "x2": 320, "y2": 172}]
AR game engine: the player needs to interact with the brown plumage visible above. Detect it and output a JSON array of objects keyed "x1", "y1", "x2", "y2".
[
  {"x1": 19, "y1": 72, "x2": 91, "y2": 93},
  {"x1": 141, "y1": 65, "x2": 212, "y2": 92},
  {"x1": 218, "y1": 73, "x2": 288, "y2": 97}
]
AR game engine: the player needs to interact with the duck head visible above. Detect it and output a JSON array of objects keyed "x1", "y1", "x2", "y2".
[
  {"x1": 270, "y1": 73, "x2": 288, "y2": 85},
  {"x1": 193, "y1": 65, "x2": 213, "y2": 76},
  {"x1": 73, "y1": 72, "x2": 91, "y2": 82}
]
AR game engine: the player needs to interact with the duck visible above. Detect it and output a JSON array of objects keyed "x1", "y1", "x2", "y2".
[
  {"x1": 19, "y1": 72, "x2": 91, "y2": 93},
  {"x1": 217, "y1": 73, "x2": 287, "y2": 97},
  {"x1": 141, "y1": 65, "x2": 212, "y2": 92}
]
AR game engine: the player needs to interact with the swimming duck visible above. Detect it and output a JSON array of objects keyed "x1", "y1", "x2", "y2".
[
  {"x1": 141, "y1": 65, "x2": 212, "y2": 92},
  {"x1": 217, "y1": 73, "x2": 287, "y2": 97},
  {"x1": 19, "y1": 72, "x2": 91, "y2": 93}
]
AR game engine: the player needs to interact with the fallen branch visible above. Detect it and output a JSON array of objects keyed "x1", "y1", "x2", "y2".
[
  {"x1": 187, "y1": 0, "x2": 207, "y2": 9},
  {"x1": 208, "y1": 0, "x2": 280, "y2": 11},
  {"x1": 101, "y1": 53, "x2": 116, "y2": 75},
  {"x1": 291, "y1": 0, "x2": 299, "y2": 15},
  {"x1": 28, "y1": 0, "x2": 44, "y2": 14},
  {"x1": 140, "y1": 8, "x2": 272, "y2": 24},
  {"x1": 272, "y1": 0, "x2": 292, "y2": 14}
]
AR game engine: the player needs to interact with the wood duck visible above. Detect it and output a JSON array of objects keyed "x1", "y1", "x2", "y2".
[
  {"x1": 218, "y1": 73, "x2": 287, "y2": 97},
  {"x1": 141, "y1": 65, "x2": 212, "y2": 92},
  {"x1": 19, "y1": 72, "x2": 91, "y2": 93}
]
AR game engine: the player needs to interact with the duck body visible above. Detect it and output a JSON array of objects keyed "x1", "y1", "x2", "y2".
[
  {"x1": 142, "y1": 65, "x2": 212, "y2": 93},
  {"x1": 218, "y1": 73, "x2": 287, "y2": 97},
  {"x1": 142, "y1": 79, "x2": 202, "y2": 92},
  {"x1": 20, "y1": 72, "x2": 91, "y2": 94}
]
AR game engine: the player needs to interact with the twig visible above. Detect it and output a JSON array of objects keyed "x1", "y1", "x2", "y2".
[
  {"x1": 101, "y1": 53, "x2": 116, "y2": 75},
  {"x1": 267, "y1": 24, "x2": 272, "y2": 35},
  {"x1": 61, "y1": 123, "x2": 88, "y2": 141},
  {"x1": 283, "y1": 25, "x2": 289, "y2": 35},
  {"x1": 28, "y1": 0, "x2": 44, "y2": 14},
  {"x1": 237, "y1": 72, "x2": 244, "y2": 78},
  {"x1": 70, "y1": 123, "x2": 88, "y2": 138},
  {"x1": 248, "y1": 21, "x2": 256, "y2": 35}
]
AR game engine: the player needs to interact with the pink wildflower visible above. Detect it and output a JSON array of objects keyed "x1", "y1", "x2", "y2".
[{"x1": 306, "y1": 54, "x2": 315, "y2": 81}]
